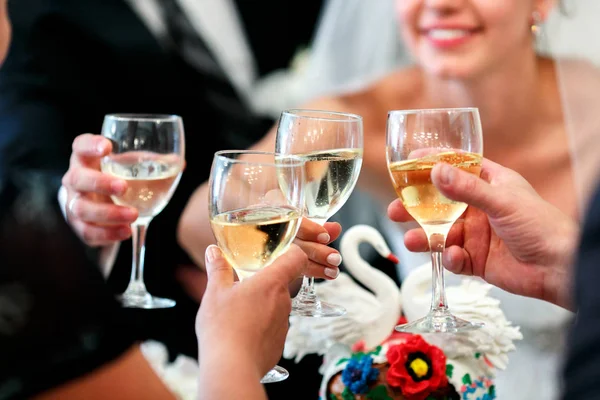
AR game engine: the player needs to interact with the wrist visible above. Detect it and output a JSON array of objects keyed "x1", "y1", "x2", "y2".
[
  {"x1": 545, "y1": 218, "x2": 580, "y2": 310},
  {"x1": 199, "y1": 342, "x2": 262, "y2": 378}
]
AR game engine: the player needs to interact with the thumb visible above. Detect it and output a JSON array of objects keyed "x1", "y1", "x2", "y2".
[
  {"x1": 431, "y1": 162, "x2": 506, "y2": 218},
  {"x1": 204, "y1": 245, "x2": 234, "y2": 288},
  {"x1": 259, "y1": 244, "x2": 307, "y2": 285}
]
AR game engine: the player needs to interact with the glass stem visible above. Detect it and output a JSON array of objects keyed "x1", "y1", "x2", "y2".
[
  {"x1": 294, "y1": 217, "x2": 325, "y2": 304},
  {"x1": 304, "y1": 276, "x2": 316, "y2": 296},
  {"x1": 125, "y1": 219, "x2": 151, "y2": 295},
  {"x1": 428, "y1": 233, "x2": 448, "y2": 312}
]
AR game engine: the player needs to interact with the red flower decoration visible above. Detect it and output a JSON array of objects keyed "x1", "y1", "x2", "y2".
[{"x1": 386, "y1": 335, "x2": 448, "y2": 400}]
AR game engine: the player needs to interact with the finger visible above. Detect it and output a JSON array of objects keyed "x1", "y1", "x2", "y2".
[
  {"x1": 403, "y1": 228, "x2": 429, "y2": 252},
  {"x1": 70, "y1": 219, "x2": 132, "y2": 246},
  {"x1": 64, "y1": 168, "x2": 127, "y2": 196},
  {"x1": 403, "y1": 222, "x2": 465, "y2": 252},
  {"x1": 72, "y1": 134, "x2": 112, "y2": 158},
  {"x1": 323, "y1": 221, "x2": 342, "y2": 242},
  {"x1": 69, "y1": 195, "x2": 138, "y2": 224},
  {"x1": 431, "y1": 163, "x2": 507, "y2": 219},
  {"x1": 442, "y1": 246, "x2": 473, "y2": 276},
  {"x1": 407, "y1": 148, "x2": 441, "y2": 159},
  {"x1": 294, "y1": 239, "x2": 341, "y2": 279},
  {"x1": 204, "y1": 245, "x2": 234, "y2": 288},
  {"x1": 445, "y1": 222, "x2": 465, "y2": 247},
  {"x1": 304, "y1": 262, "x2": 340, "y2": 280},
  {"x1": 387, "y1": 199, "x2": 414, "y2": 222},
  {"x1": 295, "y1": 217, "x2": 332, "y2": 243},
  {"x1": 261, "y1": 244, "x2": 308, "y2": 284},
  {"x1": 295, "y1": 220, "x2": 342, "y2": 246}
]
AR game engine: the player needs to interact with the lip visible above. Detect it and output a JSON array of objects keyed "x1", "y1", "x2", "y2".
[{"x1": 420, "y1": 26, "x2": 482, "y2": 49}]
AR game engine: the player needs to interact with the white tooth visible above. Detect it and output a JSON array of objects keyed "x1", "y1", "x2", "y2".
[{"x1": 429, "y1": 29, "x2": 468, "y2": 40}]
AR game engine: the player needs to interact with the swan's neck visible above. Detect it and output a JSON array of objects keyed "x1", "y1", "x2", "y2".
[{"x1": 342, "y1": 242, "x2": 399, "y2": 298}]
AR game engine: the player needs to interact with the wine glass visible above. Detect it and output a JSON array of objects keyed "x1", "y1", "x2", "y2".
[
  {"x1": 276, "y1": 109, "x2": 363, "y2": 318},
  {"x1": 101, "y1": 114, "x2": 185, "y2": 309},
  {"x1": 386, "y1": 107, "x2": 484, "y2": 333},
  {"x1": 208, "y1": 150, "x2": 305, "y2": 383}
]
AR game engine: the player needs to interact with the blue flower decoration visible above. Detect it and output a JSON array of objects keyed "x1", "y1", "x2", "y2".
[
  {"x1": 461, "y1": 379, "x2": 496, "y2": 400},
  {"x1": 341, "y1": 354, "x2": 380, "y2": 394}
]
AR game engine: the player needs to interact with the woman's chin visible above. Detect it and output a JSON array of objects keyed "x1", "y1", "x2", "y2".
[
  {"x1": 424, "y1": 65, "x2": 476, "y2": 81},
  {"x1": 419, "y1": 56, "x2": 482, "y2": 81}
]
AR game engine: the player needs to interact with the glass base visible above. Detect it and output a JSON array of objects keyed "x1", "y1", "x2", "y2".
[
  {"x1": 290, "y1": 298, "x2": 346, "y2": 318},
  {"x1": 260, "y1": 365, "x2": 289, "y2": 384},
  {"x1": 118, "y1": 293, "x2": 176, "y2": 309},
  {"x1": 395, "y1": 310, "x2": 483, "y2": 333}
]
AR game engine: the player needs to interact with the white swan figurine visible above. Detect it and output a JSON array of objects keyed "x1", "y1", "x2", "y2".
[
  {"x1": 285, "y1": 224, "x2": 522, "y2": 379},
  {"x1": 284, "y1": 224, "x2": 402, "y2": 364}
]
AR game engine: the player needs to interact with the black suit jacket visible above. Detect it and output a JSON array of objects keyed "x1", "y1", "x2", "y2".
[
  {"x1": 0, "y1": 170, "x2": 135, "y2": 400},
  {"x1": 0, "y1": 0, "x2": 271, "y2": 362},
  {"x1": 0, "y1": 0, "x2": 324, "y2": 357},
  {"x1": 562, "y1": 183, "x2": 600, "y2": 399}
]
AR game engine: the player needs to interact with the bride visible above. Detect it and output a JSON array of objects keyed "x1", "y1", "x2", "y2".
[
  {"x1": 274, "y1": 0, "x2": 600, "y2": 399},
  {"x1": 177, "y1": 0, "x2": 600, "y2": 399}
]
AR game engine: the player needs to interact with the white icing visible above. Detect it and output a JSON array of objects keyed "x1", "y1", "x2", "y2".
[
  {"x1": 311, "y1": 226, "x2": 522, "y2": 399},
  {"x1": 401, "y1": 264, "x2": 523, "y2": 375},
  {"x1": 140, "y1": 341, "x2": 199, "y2": 400}
]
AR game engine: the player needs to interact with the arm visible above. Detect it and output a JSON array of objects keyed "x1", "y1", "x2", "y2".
[
  {"x1": 34, "y1": 346, "x2": 176, "y2": 400},
  {"x1": 196, "y1": 244, "x2": 309, "y2": 400},
  {"x1": 177, "y1": 97, "x2": 348, "y2": 271},
  {"x1": 198, "y1": 351, "x2": 266, "y2": 400}
]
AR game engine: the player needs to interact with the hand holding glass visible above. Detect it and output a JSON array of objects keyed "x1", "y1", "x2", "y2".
[
  {"x1": 101, "y1": 114, "x2": 184, "y2": 309},
  {"x1": 386, "y1": 108, "x2": 484, "y2": 333},
  {"x1": 276, "y1": 109, "x2": 363, "y2": 318},
  {"x1": 208, "y1": 150, "x2": 305, "y2": 383}
]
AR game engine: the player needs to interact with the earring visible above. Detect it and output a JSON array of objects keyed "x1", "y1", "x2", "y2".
[
  {"x1": 531, "y1": 11, "x2": 542, "y2": 36},
  {"x1": 531, "y1": 9, "x2": 549, "y2": 54}
]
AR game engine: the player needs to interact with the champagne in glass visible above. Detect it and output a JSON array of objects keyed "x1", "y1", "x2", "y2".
[
  {"x1": 208, "y1": 150, "x2": 305, "y2": 383},
  {"x1": 102, "y1": 152, "x2": 181, "y2": 218},
  {"x1": 389, "y1": 152, "x2": 482, "y2": 225},
  {"x1": 210, "y1": 205, "x2": 302, "y2": 277},
  {"x1": 299, "y1": 148, "x2": 363, "y2": 225},
  {"x1": 386, "y1": 108, "x2": 484, "y2": 333},
  {"x1": 101, "y1": 114, "x2": 184, "y2": 309},
  {"x1": 276, "y1": 109, "x2": 363, "y2": 318}
]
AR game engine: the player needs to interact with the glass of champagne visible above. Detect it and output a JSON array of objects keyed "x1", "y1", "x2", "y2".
[
  {"x1": 276, "y1": 109, "x2": 363, "y2": 318},
  {"x1": 208, "y1": 150, "x2": 305, "y2": 383},
  {"x1": 101, "y1": 114, "x2": 184, "y2": 309},
  {"x1": 386, "y1": 108, "x2": 484, "y2": 333}
]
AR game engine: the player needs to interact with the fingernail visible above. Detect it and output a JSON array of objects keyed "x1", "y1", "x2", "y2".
[
  {"x1": 111, "y1": 180, "x2": 127, "y2": 194},
  {"x1": 437, "y1": 163, "x2": 454, "y2": 185},
  {"x1": 205, "y1": 245, "x2": 221, "y2": 263},
  {"x1": 326, "y1": 253, "x2": 342, "y2": 267},
  {"x1": 97, "y1": 142, "x2": 107, "y2": 155},
  {"x1": 325, "y1": 267, "x2": 339, "y2": 279},
  {"x1": 317, "y1": 232, "x2": 330, "y2": 244}
]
